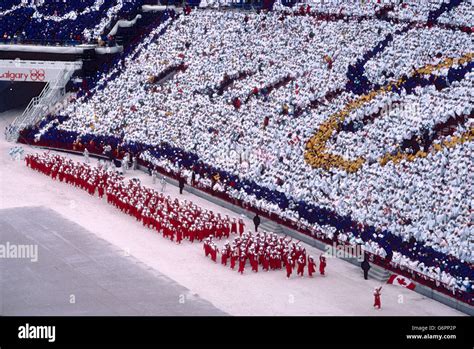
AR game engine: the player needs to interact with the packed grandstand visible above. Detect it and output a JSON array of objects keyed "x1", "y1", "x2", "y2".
[
  {"x1": 1, "y1": 0, "x2": 148, "y2": 44},
  {"x1": 2, "y1": 0, "x2": 473, "y2": 306}
]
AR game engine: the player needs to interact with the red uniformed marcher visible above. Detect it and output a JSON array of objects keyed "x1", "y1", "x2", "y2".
[
  {"x1": 238, "y1": 254, "x2": 246, "y2": 274},
  {"x1": 373, "y1": 286, "x2": 382, "y2": 309},
  {"x1": 297, "y1": 255, "x2": 306, "y2": 277},
  {"x1": 286, "y1": 256, "x2": 293, "y2": 279},
  {"x1": 319, "y1": 254, "x2": 327, "y2": 275},
  {"x1": 308, "y1": 256, "x2": 316, "y2": 277}
]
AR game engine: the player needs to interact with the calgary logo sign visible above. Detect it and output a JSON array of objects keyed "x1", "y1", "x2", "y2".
[{"x1": 0, "y1": 68, "x2": 46, "y2": 82}]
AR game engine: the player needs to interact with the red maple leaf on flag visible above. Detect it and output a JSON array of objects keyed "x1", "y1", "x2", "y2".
[
  {"x1": 387, "y1": 274, "x2": 416, "y2": 290},
  {"x1": 397, "y1": 277, "x2": 407, "y2": 286}
]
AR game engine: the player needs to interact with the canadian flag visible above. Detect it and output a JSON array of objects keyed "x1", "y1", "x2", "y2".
[{"x1": 387, "y1": 274, "x2": 416, "y2": 290}]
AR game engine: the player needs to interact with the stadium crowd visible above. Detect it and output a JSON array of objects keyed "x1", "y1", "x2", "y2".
[
  {"x1": 0, "y1": 0, "x2": 146, "y2": 44},
  {"x1": 19, "y1": 2, "x2": 473, "y2": 298}
]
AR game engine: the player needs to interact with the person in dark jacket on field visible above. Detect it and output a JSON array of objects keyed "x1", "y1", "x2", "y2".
[
  {"x1": 361, "y1": 257, "x2": 371, "y2": 280},
  {"x1": 178, "y1": 176, "x2": 185, "y2": 195},
  {"x1": 253, "y1": 213, "x2": 261, "y2": 232}
]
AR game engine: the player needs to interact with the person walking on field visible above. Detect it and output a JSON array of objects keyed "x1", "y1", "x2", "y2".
[
  {"x1": 253, "y1": 213, "x2": 261, "y2": 232},
  {"x1": 297, "y1": 255, "x2": 306, "y2": 277},
  {"x1": 373, "y1": 286, "x2": 382, "y2": 309},
  {"x1": 238, "y1": 254, "x2": 246, "y2": 274},
  {"x1": 286, "y1": 255, "x2": 294, "y2": 279},
  {"x1": 179, "y1": 176, "x2": 185, "y2": 195},
  {"x1": 160, "y1": 176, "x2": 167, "y2": 192},
  {"x1": 361, "y1": 256, "x2": 371, "y2": 280},
  {"x1": 319, "y1": 254, "x2": 327, "y2": 275},
  {"x1": 83, "y1": 148, "x2": 90, "y2": 163},
  {"x1": 308, "y1": 256, "x2": 316, "y2": 277}
]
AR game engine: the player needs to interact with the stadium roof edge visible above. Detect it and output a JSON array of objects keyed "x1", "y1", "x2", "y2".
[{"x1": 0, "y1": 44, "x2": 123, "y2": 55}]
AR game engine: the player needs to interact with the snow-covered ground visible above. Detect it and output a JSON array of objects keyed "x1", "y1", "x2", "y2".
[{"x1": 0, "y1": 110, "x2": 465, "y2": 316}]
